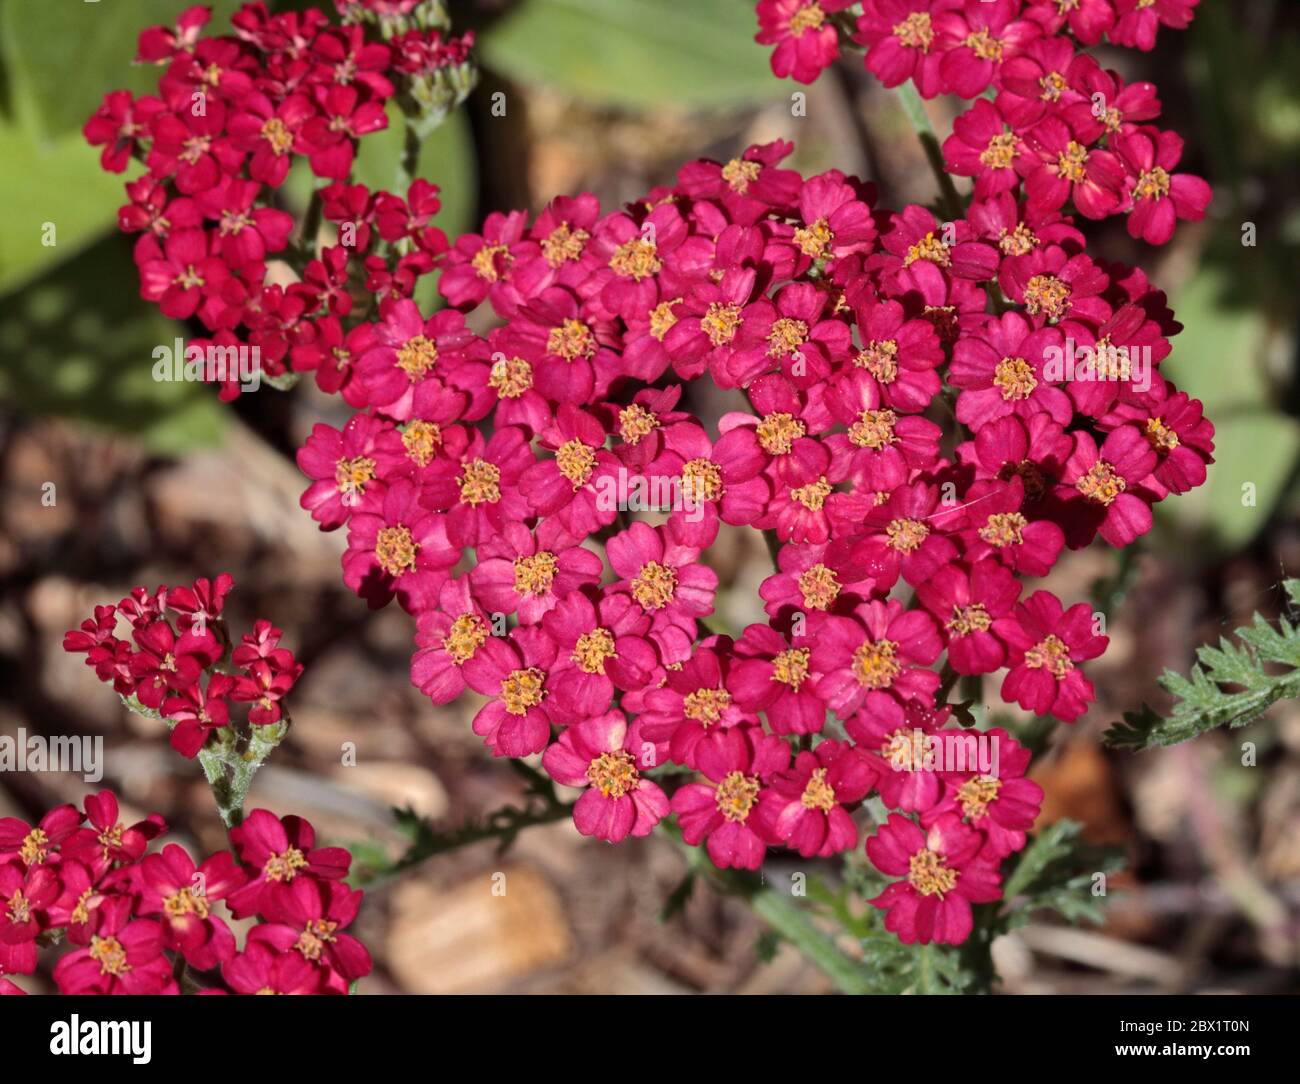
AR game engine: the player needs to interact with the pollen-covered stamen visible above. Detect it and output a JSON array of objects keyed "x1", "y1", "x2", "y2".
[
  {"x1": 994, "y1": 355, "x2": 1038, "y2": 401},
  {"x1": 263, "y1": 846, "x2": 308, "y2": 883},
  {"x1": 649, "y1": 297, "x2": 682, "y2": 341},
  {"x1": 632, "y1": 560, "x2": 677, "y2": 611},
  {"x1": 374, "y1": 525, "x2": 419, "y2": 577},
  {"x1": 681, "y1": 458, "x2": 723, "y2": 504},
  {"x1": 6, "y1": 889, "x2": 31, "y2": 924},
  {"x1": 855, "y1": 338, "x2": 899, "y2": 382},
  {"x1": 882, "y1": 727, "x2": 926, "y2": 770},
  {"x1": 19, "y1": 828, "x2": 49, "y2": 866},
  {"x1": 295, "y1": 919, "x2": 339, "y2": 962},
  {"x1": 443, "y1": 612, "x2": 489, "y2": 664},
  {"x1": 572, "y1": 627, "x2": 617, "y2": 674},
  {"x1": 541, "y1": 222, "x2": 589, "y2": 266},
  {"x1": 684, "y1": 687, "x2": 732, "y2": 726},
  {"x1": 756, "y1": 411, "x2": 806, "y2": 455},
  {"x1": 798, "y1": 563, "x2": 840, "y2": 610},
  {"x1": 586, "y1": 750, "x2": 639, "y2": 799},
  {"x1": 618, "y1": 403, "x2": 659, "y2": 444},
  {"x1": 892, "y1": 11, "x2": 934, "y2": 49},
  {"x1": 500, "y1": 667, "x2": 546, "y2": 715},
  {"x1": 97, "y1": 823, "x2": 125, "y2": 854},
  {"x1": 547, "y1": 318, "x2": 596, "y2": 361},
  {"x1": 163, "y1": 885, "x2": 211, "y2": 920},
  {"x1": 1022, "y1": 274, "x2": 1071, "y2": 321},
  {"x1": 1053, "y1": 141, "x2": 1090, "y2": 183},
  {"x1": 794, "y1": 216, "x2": 834, "y2": 259},
  {"x1": 947, "y1": 603, "x2": 992, "y2": 636},
  {"x1": 458, "y1": 458, "x2": 502, "y2": 506},
  {"x1": 714, "y1": 771, "x2": 760, "y2": 822},
  {"x1": 609, "y1": 236, "x2": 662, "y2": 281},
  {"x1": 1025, "y1": 633, "x2": 1074, "y2": 678},
  {"x1": 1133, "y1": 166, "x2": 1171, "y2": 201},
  {"x1": 513, "y1": 551, "x2": 558, "y2": 597},
  {"x1": 885, "y1": 517, "x2": 930, "y2": 553},
  {"x1": 800, "y1": 767, "x2": 837, "y2": 812},
  {"x1": 1075, "y1": 460, "x2": 1126, "y2": 505},
  {"x1": 957, "y1": 775, "x2": 1002, "y2": 820},
  {"x1": 907, "y1": 848, "x2": 958, "y2": 898},
  {"x1": 401, "y1": 421, "x2": 442, "y2": 468},
  {"x1": 89, "y1": 934, "x2": 131, "y2": 976},
  {"x1": 1093, "y1": 339, "x2": 1132, "y2": 382},
  {"x1": 335, "y1": 455, "x2": 377, "y2": 499},
  {"x1": 219, "y1": 210, "x2": 255, "y2": 236},
  {"x1": 849, "y1": 408, "x2": 898, "y2": 450},
  {"x1": 962, "y1": 28, "x2": 1004, "y2": 62},
  {"x1": 180, "y1": 135, "x2": 211, "y2": 164},
  {"x1": 788, "y1": 1, "x2": 826, "y2": 36},
  {"x1": 555, "y1": 438, "x2": 596, "y2": 488},
  {"x1": 772, "y1": 647, "x2": 811, "y2": 690},
  {"x1": 260, "y1": 117, "x2": 294, "y2": 154},
  {"x1": 70, "y1": 888, "x2": 94, "y2": 927},
  {"x1": 767, "y1": 317, "x2": 809, "y2": 358},
  {"x1": 488, "y1": 355, "x2": 533, "y2": 398},
  {"x1": 904, "y1": 231, "x2": 950, "y2": 267},
  {"x1": 694, "y1": 301, "x2": 740, "y2": 349},
  {"x1": 980, "y1": 511, "x2": 1027, "y2": 548},
  {"x1": 980, "y1": 131, "x2": 1019, "y2": 170},
  {"x1": 173, "y1": 264, "x2": 205, "y2": 289},
  {"x1": 1028, "y1": 64, "x2": 1064, "y2": 101},
  {"x1": 395, "y1": 334, "x2": 438, "y2": 381},
  {"x1": 788, "y1": 476, "x2": 831, "y2": 511},
  {"x1": 1145, "y1": 416, "x2": 1180, "y2": 452},
  {"x1": 998, "y1": 222, "x2": 1038, "y2": 256},
  {"x1": 471, "y1": 243, "x2": 511, "y2": 283},
  {"x1": 853, "y1": 639, "x2": 900, "y2": 689},
  {"x1": 721, "y1": 157, "x2": 761, "y2": 194}
]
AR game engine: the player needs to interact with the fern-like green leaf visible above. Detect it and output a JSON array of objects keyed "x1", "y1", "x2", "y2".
[{"x1": 1103, "y1": 580, "x2": 1300, "y2": 750}]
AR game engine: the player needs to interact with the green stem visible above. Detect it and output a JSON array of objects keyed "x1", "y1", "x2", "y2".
[
  {"x1": 892, "y1": 83, "x2": 965, "y2": 223},
  {"x1": 747, "y1": 887, "x2": 875, "y2": 994}
]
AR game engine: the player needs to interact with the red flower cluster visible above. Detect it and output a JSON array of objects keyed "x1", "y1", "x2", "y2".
[
  {"x1": 84, "y1": 2, "x2": 1216, "y2": 948},
  {"x1": 0, "y1": 795, "x2": 368, "y2": 994},
  {"x1": 63, "y1": 574, "x2": 302, "y2": 758},
  {"x1": 83, "y1": 1, "x2": 474, "y2": 398},
  {"x1": 757, "y1": 0, "x2": 1210, "y2": 244}
]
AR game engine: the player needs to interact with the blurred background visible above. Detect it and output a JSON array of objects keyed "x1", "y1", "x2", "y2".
[{"x1": 1, "y1": 0, "x2": 1299, "y2": 993}]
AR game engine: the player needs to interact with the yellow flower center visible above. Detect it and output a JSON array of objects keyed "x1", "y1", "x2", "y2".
[
  {"x1": 1133, "y1": 166, "x2": 1171, "y2": 201},
  {"x1": 632, "y1": 561, "x2": 677, "y2": 610},
  {"x1": 683, "y1": 687, "x2": 733, "y2": 725},
  {"x1": 396, "y1": 335, "x2": 438, "y2": 381},
  {"x1": 1023, "y1": 274, "x2": 1071, "y2": 321},
  {"x1": 264, "y1": 846, "x2": 308, "y2": 882},
  {"x1": 89, "y1": 935, "x2": 131, "y2": 976},
  {"x1": 572, "y1": 627, "x2": 618, "y2": 674},
  {"x1": 962, "y1": 28, "x2": 1004, "y2": 62},
  {"x1": 619, "y1": 403, "x2": 659, "y2": 444},
  {"x1": 853, "y1": 639, "x2": 900, "y2": 689},
  {"x1": 1025, "y1": 633, "x2": 1074, "y2": 677},
  {"x1": 489, "y1": 355, "x2": 533, "y2": 398},
  {"x1": 994, "y1": 355, "x2": 1039, "y2": 401},
  {"x1": 374, "y1": 525, "x2": 419, "y2": 577},
  {"x1": 442, "y1": 613, "x2": 489, "y2": 664},
  {"x1": 798, "y1": 563, "x2": 840, "y2": 610},
  {"x1": 649, "y1": 297, "x2": 682, "y2": 341},
  {"x1": 163, "y1": 886, "x2": 211, "y2": 920},
  {"x1": 980, "y1": 511, "x2": 1027, "y2": 547},
  {"x1": 541, "y1": 223, "x2": 589, "y2": 267},
  {"x1": 714, "y1": 771, "x2": 760, "y2": 822},
  {"x1": 980, "y1": 132, "x2": 1019, "y2": 170},
  {"x1": 471, "y1": 243, "x2": 510, "y2": 283},
  {"x1": 849, "y1": 408, "x2": 898, "y2": 450},
  {"x1": 401, "y1": 421, "x2": 441, "y2": 468},
  {"x1": 893, "y1": 11, "x2": 934, "y2": 49},
  {"x1": 772, "y1": 647, "x2": 811, "y2": 690},
  {"x1": 947, "y1": 603, "x2": 992, "y2": 636},
  {"x1": 721, "y1": 157, "x2": 761, "y2": 194},
  {"x1": 886, "y1": 517, "x2": 929, "y2": 553},
  {"x1": 609, "y1": 236, "x2": 662, "y2": 281},
  {"x1": 702, "y1": 301, "x2": 743, "y2": 347},
  {"x1": 458, "y1": 458, "x2": 502, "y2": 506},
  {"x1": 794, "y1": 217, "x2": 834, "y2": 259},
  {"x1": 788, "y1": 2, "x2": 826, "y2": 36},
  {"x1": 1075, "y1": 460, "x2": 1125, "y2": 506},
  {"x1": 800, "y1": 768, "x2": 837, "y2": 812},
  {"x1": 513, "y1": 551, "x2": 558, "y2": 597},
  {"x1": 767, "y1": 317, "x2": 809, "y2": 358},
  {"x1": 260, "y1": 117, "x2": 294, "y2": 154},
  {"x1": 904, "y1": 231, "x2": 950, "y2": 267},
  {"x1": 586, "y1": 750, "x2": 638, "y2": 798},
  {"x1": 500, "y1": 667, "x2": 546, "y2": 715},
  {"x1": 907, "y1": 849, "x2": 958, "y2": 897},
  {"x1": 1145, "y1": 416, "x2": 1180, "y2": 452},
  {"x1": 547, "y1": 318, "x2": 596, "y2": 361},
  {"x1": 855, "y1": 339, "x2": 899, "y2": 383},
  {"x1": 756, "y1": 411, "x2": 806, "y2": 455},
  {"x1": 682, "y1": 458, "x2": 723, "y2": 504},
  {"x1": 1054, "y1": 141, "x2": 1090, "y2": 184},
  {"x1": 957, "y1": 776, "x2": 1002, "y2": 819},
  {"x1": 999, "y1": 222, "x2": 1038, "y2": 256},
  {"x1": 555, "y1": 439, "x2": 596, "y2": 487},
  {"x1": 791, "y1": 477, "x2": 832, "y2": 511}
]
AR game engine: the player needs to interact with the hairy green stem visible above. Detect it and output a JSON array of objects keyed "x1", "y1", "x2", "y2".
[{"x1": 892, "y1": 83, "x2": 965, "y2": 223}]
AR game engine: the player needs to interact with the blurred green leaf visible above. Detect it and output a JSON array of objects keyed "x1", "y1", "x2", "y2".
[
  {"x1": 478, "y1": 0, "x2": 779, "y2": 109},
  {"x1": 0, "y1": 0, "x2": 241, "y2": 139},
  {"x1": 0, "y1": 235, "x2": 225, "y2": 453},
  {"x1": 0, "y1": 120, "x2": 130, "y2": 295},
  {"x1": 1155, "y1": 267, "x2": 1300, "y2": 550}
]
